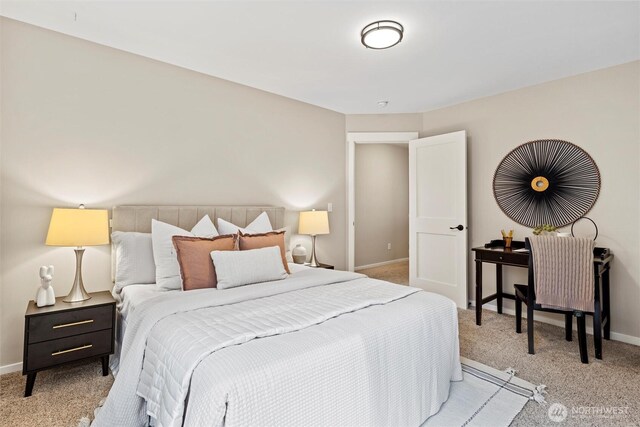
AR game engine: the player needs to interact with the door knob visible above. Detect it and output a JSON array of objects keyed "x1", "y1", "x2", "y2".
[{"x1": 449, "y1": 225, "x2": 464, "y2": 231}]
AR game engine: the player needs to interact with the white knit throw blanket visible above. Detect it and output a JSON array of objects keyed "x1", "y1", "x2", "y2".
[{"x1": 530, "y1": 236, "x2": 595, "y2": 312}]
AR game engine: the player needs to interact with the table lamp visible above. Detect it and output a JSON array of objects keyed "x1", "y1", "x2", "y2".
[
  {"x1": 298, "y1": 210, "x2": 330, "y2": 267},
  {"x1": 45, "y1": 205, "x2": 109, "y2": 303}
]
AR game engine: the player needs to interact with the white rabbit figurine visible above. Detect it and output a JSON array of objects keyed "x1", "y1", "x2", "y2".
[{"x1": 36, "y1": 265, "x2": 56, "y2": 307}]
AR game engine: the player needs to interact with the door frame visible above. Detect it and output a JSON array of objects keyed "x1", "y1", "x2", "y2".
[{"x1": 346, "y1": 131, "x2": 419, "y2": 272}]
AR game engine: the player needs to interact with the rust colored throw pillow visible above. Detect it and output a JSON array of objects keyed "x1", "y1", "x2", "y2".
[
  {"x1": 238, "y1": 230, "x2": 290, "y2": 274},
  {"x1": 172, "y1": 234, "x2": 237, "y2": 290}
]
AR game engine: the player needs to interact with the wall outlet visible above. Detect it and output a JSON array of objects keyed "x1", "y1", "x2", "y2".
[
  {"x1": 328, "y1": 202, "x2": 333, "y2": 212},
  {"x1": 387, "y1": 243, "x2": 392, "y2": 250}
]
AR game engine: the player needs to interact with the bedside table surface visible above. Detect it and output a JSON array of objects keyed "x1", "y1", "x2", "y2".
[
  {"x1": 25, "y1": 291, "x2": 114, "y2": 317},
  {"x1": 309, "y1": 263, "x2": 334, "y2": 269}
]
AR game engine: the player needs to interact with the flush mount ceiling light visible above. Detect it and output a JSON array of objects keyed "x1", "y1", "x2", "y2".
[{"x1": 361, "y1": 20, "x2": 404, "y2": 49}]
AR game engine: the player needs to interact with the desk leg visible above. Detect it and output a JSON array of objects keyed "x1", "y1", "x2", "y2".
[
  {"x1": 603, "y1": 267, "x2": 611, "y2": 340},
  {"x1": 496, "y1": 264, "x2": 503, "y2": 314},
  {"x1": 476, "y1": 260, "x2": 483, "y2": 326}
]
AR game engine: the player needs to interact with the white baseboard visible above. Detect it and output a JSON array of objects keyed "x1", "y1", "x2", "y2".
[
  {"x1": 355, "y1": 258, "x2": 409, "y2": 271},
  {"x1": 469, "y1": 300, "x2": 640, "y2": 346},
  {"x1": 0, "y1": 361, "x2": 22, "y2": 375}
]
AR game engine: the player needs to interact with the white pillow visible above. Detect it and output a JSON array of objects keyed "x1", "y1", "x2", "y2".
[
  {"x1": 212, "y1": 246, "x2": 288, "y2": 289},
  {"x1": 112, "y1": 231, "x2": 156, "y2": 291},
  {"x1": 217, "y1": 211, "x2": 273, "y2": 235},
  {"x1": 152, "y1": 215, "x2": 218, "y2": 290},
  {"x1": 217, "y1": 214, "x2": 292, "y2": 260}
]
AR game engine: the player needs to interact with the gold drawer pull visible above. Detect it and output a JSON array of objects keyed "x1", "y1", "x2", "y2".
[
  {"x1": 52, "y1": 319, "x2": 94, "y2": 329},
  {"x1": 51, "y1": 344, "x2": 93, "y2": 356}
]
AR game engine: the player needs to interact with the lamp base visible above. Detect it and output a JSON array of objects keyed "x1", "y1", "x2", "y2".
[
  {"x1": 308, "y1": 235, "x2": 321, "y2": 268},
  {"x1": 63, "y1": 248, "x2": 92, "y2": 303}
]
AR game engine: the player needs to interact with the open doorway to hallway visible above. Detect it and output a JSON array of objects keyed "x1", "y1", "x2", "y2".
[
  {"x1": 353, "y1": 143, "x2": 409, "y2": 285},
  {"x1": 347, "y1": 132, "x2": 418, "y2": 284}
]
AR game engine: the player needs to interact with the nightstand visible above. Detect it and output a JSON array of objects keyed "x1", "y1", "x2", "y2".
[
  {"x1": 311, "y1": 263, "x2": 334, "y2": 270},
  {"x1": 22, "y1": 291, "x2": 115, "y2": 397}
]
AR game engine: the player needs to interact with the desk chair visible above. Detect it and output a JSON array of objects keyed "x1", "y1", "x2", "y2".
[{"x1": 515, "y1": 237, "x2": 595, "y2": 364}]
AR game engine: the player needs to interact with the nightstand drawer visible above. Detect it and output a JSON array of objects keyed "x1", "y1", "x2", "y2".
[
  {"x1": 27, "y1": 305, "x2": 113, "y2": 344},
  {"x1": 25, "y1": 329, "x2": 112, "y2": 372}
]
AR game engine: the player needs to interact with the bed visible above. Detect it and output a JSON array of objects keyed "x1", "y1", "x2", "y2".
[{"x1": 96, "y1": 205, "x2": 462, "y2": 427}]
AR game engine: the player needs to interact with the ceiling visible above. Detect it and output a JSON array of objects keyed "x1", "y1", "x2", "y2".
[{"x1": 1, "y1": 1, "x2": 639, "y2": 114}]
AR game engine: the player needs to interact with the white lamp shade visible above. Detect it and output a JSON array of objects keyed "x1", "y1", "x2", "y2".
[
  {"x1": 298, "y1": 210, "x2": 330, "y2": 235},
  {"x1": 46, "y1": 208, "x2": 110, "y2": 246}
]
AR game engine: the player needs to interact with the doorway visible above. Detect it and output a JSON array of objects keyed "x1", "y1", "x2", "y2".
[
  {"x1": 354, "y1": 143, "x2": 410, "y2": 282},
  {"x1": 346, "y1": 132, "x2": 418, "y2": 273},
  {"x1": 347, "y1": 131, "x2": 469, "y2": 308}
]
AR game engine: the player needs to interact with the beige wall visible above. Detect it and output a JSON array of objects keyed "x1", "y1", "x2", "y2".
[
  {"x1": 346, "y1": 113, "x2": 422, "y2": 133},
  {"x1": 1, "y1": 18, "x2": 637, "y2": 370},
  {"x1": 0, "y1": 19, "x2": 346, "y2": 367},
  {"x1": 347, "y1": 61, "x2": 640, "y2": 342},
  {"x1": 354, "y1": 144, "x2": 409, "y2": 268},
  {"x1": 421, "y1": 61, "x2": 639, "y2": 342}
]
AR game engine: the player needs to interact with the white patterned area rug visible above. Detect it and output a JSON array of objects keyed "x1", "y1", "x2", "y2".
[{"x1": 421, "y1": 357, "x2": 546, "y2": 427}]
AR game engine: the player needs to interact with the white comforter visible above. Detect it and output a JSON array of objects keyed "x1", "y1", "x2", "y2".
[{"x1": 94, "y1": 268, "x2": 462, "y2": 427}]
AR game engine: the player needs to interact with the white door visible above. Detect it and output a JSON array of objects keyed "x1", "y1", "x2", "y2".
[{"x1": 409, "y1": 131, "x2": 468, "y2": 308}]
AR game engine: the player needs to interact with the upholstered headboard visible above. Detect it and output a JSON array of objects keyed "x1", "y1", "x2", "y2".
[
  {"x1": 111, "y1": 205, "x2": 285, "y2": 232},
  {"x1": 110, "y1": 205, "x2": 286, "y2": 282}
]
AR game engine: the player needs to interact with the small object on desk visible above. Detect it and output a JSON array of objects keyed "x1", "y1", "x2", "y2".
[
  {"x1": 532, "y1": 224, "x2": 557, "y2": 236},
  {"x1": 484, "y1": 239, "x2": 526, "y2": 250},
  {"x1": 35, "y1": 265, "x2": 56, "y2": 308},
  {"x1": 500, "y1": 229, "x2": 514, "y2": 248},
  {"x1": 500, "y1": 229, "x2": 513, "y2": 239},
  {"x1": 503, "y1": 237, "x2": 512, "y2": 248}
]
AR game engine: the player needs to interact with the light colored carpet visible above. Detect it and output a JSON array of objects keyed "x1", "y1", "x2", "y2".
[
  {"x1": 459, "y1": 308, "x2": 640, "y2": 426},
  {"x1": 1, "y1": 261, "x2": 638, "y2": 426},
  {"x1": 0, "y1": 361, "x2": 113, "y2": 427},
  {"x1": 357, "y1": 260, "x2": 409, "y2": 285}
]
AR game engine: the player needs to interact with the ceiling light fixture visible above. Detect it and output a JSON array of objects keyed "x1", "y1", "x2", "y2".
[{"x1": 361, "y1": 20, "x2": 404, "y2": 49}]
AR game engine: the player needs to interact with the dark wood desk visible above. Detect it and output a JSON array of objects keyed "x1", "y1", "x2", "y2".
[{"x1": 472, "y1": 241, "x2": 613, "y2": 358}]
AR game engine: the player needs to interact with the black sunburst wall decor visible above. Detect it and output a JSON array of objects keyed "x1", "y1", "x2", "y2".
[{"x1": 493, "y1": 139, "x2": 600, "y2": 227}]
